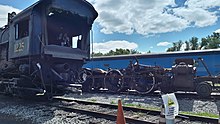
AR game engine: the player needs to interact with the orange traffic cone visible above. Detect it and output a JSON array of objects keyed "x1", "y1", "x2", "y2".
[
  {"x1": 116, "y1": 99, "x2": 126, "y2": 124},
  {"x1": 159, "y1": 105, "x2": 166, "y2": 124}
]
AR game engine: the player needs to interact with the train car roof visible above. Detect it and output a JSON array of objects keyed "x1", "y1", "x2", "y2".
[
  {"x1": 11, "y1": 0, "x2": 98, "y2": 22},
  {"x1": 91, "y1": 49, "x2": 220, "y2": 61}
]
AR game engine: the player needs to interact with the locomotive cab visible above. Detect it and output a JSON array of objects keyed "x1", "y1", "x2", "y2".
[
  {"x1": 45, "y1": 1, "x2": 94, "y2": 60},
  {"x1": 9, "y1": 0, "x2": 97, "y2": 60},
  {"x1": 47, "y1": 9, "x2": 88, "y2": 49}
]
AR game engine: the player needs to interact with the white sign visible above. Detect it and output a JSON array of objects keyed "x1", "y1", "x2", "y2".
[{"x1": 162, "y1": 93, "x2": 179, "y2": 119}]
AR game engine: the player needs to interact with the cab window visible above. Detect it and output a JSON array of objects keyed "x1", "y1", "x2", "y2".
[{"x1": 15, "y1": 19, "x2": 29, "y2": 40}]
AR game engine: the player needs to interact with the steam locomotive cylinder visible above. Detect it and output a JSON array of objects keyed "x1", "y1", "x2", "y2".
[{"x1": 54, "y1": 63, "x2": 70, "y2": 72}]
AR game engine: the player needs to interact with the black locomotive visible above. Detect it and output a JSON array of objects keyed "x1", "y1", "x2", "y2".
[{"x1": 0, "y1": 0, "x2": 97, "y2": 98}]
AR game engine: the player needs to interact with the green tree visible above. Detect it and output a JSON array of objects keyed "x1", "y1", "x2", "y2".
[
  {"x1": 166, "y1": 42, "x2": 178, "y2": 52},
  {"x1": 115, "y1": 48, "x2": 130, "y2": 55},
  {"x1": 166, "y1": 47, "x2": 175, "y2": 52},
  {"x1": 200, "y1": 38, "x2": 208, "y2": 49},
  {"x1": 166, "y1": 33, "x2": 220, "y2": 52},
  {"x1": 130, "y1": 49, "x2": 141, "y2": 54},
  {"x1": 213, "y1": 32, "x2": 220, "y2": 38},
  {"x1": 189, "y1": 37, "x2": 199, "y2": 50},
  {"x1": 176, "y1": 40, "x2": 183, "y2": 51},
  {"x1": 200, "y1": 32, "x2": 220, "y2": 49},
  {"x1": 147, "y1": 50, "x2": 151, "y2": 53},
  {"x1": 93, "y1": 52, "x2": 103, "y2": 57},
  {"x1": 93, "y1": 48, "x2": 142, "y2": 56},
  {"x1": 105, "y1": 50, "x2": 115, "y2": 56},
  {"x1": 208, "y1": 33, "x2": 220, "y2": 49},
  {"x1": 185, "y1": 41, "x2": 190, "y2": 51}
]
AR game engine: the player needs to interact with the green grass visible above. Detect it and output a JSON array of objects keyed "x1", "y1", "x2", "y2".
[
  {"x1": 110, "y1": 100, "x2": 116, "y2": 104},
  {"x1": 214, "y1": 83, "x2": 220, "y2": 86},
  {"x1": 124, "y1": 103, "x2": 160, "y2": 111},
  {"x1": 141, "y1": 106, "x2": 160, "y2": 111},
  {"x1": 124, "y1": 103, "x2": 137, "y2": 107},
  {"x1": 89, "y1": 99, "x2": 97, "y2": 102},
  {"x1": 180, "y1": 111, "x2": 219, "y2": 118}
]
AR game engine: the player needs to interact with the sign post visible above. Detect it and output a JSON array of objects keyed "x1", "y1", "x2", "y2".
[{"x1": 162, "y1": 93, "x2": 179, "y2": 124}]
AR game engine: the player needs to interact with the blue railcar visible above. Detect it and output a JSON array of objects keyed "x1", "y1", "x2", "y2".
[{"x1": 84, "y1": 49, "x2": 220, "y2": 76}]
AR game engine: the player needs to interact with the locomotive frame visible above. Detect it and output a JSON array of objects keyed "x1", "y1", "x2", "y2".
[
  {"x1": 81, "y1": 57, "x2": 220, "y2": 97},
  {"x1": 0, "y1": 0, "x2": 98, "y2": 98}
]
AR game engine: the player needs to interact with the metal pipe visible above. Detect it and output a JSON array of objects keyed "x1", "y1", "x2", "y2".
[
  {"x1": 54, "y1": 63, "x2": 70, "y2": 72},
  {"x1": 198, "y1": 57, "x2": 212, "y2": 76}
]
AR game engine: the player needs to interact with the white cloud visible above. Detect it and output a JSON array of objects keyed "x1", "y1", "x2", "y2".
[
  {"x1": 0, "y1": 4, "x2": 20, "y2": 27},
  {"x1": 157, "y1": 42, "x2": 171, "y2": 47},
  {"x1": 185, "y1": 0, "x2": 220, "y2": 9},
  {"x1": 173, "y1": 7, "x2": 217, "y2": 27},
  {"x1": 150, "y1": 46, "x2": 153, "y2": 49},
  {"x1": 215, "y1": 29, "x2": 220, "y2": 33},
  {"x1": 92, "y1": 40, "x2": 138, "y2": 54},
  {"x1": 91, "y1": 0, "x2": 220, "y2": 36}
]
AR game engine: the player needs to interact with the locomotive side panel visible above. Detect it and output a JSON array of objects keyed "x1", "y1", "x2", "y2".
[
  {"x1": 30, "y1": 8, "x2": 42, "y2": 55},
  {"x1": 0, "y1": 28, "x2": 16, "y2": 72},
  {"x1": 9, "y1": 12, "x2": 31, "y2": 58}
]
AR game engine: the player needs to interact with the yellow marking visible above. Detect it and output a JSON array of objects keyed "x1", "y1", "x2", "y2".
[
  {"x1": 168, "y1": 96, "x2": 175, "y2": 106},
  {"x1": 15, "y1": 42, "x2": 25, "y2": 52}
]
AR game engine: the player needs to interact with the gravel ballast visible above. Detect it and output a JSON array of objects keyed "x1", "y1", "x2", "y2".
[
  {"x1": 67, "y1": 93, "x2": 220, "y2": 115},
  {"x1": 0, "y1": 93, "x2": 219, "y2": 124},
  {"x1": 0, "y1": 95, "x2": 115, "y2": 124}
]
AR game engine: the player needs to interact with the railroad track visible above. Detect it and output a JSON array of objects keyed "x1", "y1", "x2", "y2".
[
  {"x1": 51, "y1": 97, "x2": 156, "y2": 124},
  {"x1": 52, "y1": 96, "x2": 218, "y2": 124},
  {"x1": 84, "y1": 91, "x2": 220, "y2": 100}
]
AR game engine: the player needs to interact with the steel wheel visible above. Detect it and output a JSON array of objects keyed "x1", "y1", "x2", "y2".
[
  {"x1": 78, "y1": 69, "x2": 89, "y2": 83},
  {"x1": 104, "y1": 70, "x2": 122, "y2": 92},
  {"x1": 135, "y1": 73, "x2": 156, "y2": 94},
  {"x1": 196, "y1": 82, "x2": 212, "y2": 98},
  {"x1": 81, "y1": 70, "x2": 94, "y2": 92}
]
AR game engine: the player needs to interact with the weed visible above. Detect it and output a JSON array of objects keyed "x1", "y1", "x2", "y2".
[
  {"x1": 89, "y1": 99, "x2": 97, "y2": 102},
  {"x1": 180, "y1": 111, "x2": 218, "y2": 118},
  {"x1": 110, "y1": 101, "x2": 115, "y2": 104}
]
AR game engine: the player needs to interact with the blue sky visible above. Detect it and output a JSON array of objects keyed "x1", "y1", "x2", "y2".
[{"x1": 0, "y1": 0, "x2": 220, "y2": 53}]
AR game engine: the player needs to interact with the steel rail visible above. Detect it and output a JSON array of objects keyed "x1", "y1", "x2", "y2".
[
  {"x1": 50, "y1": 99, "x2": 156, "y2": 124},
  {"x1": 53, "y1": 96, "x2": 218, "y2": 124},
  {"x1": 58, "y1": 106, "x2": 155, "y2": 124},
  {"x1": 85, "y1": 91, "x2": 220, "y2": 100}
]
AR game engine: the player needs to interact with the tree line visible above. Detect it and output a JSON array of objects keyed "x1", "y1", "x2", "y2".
[
  {"x1": 92, "y1": 48, "x2": 143, "y2": 57},
  {"x1": 167, "y1": 32, "x2": 220, "y2": 52}
]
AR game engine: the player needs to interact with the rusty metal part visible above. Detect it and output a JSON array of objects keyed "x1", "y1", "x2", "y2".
[
  {"x1": 83, "y1": 57, "x2": 220, "y2": 98},
  {"x1": 83, "y1": 58, "x2": 162, "y2": 94}
]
